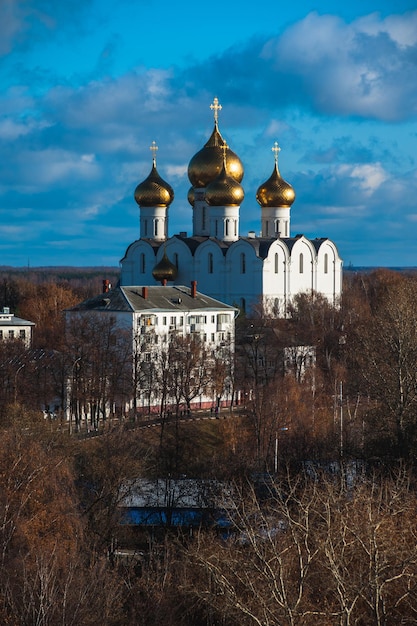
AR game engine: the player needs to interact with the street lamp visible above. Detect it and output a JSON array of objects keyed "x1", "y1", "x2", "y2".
[
  {"x1": 274, "y1": 427, "x2": 289, "y2": 473},
  {"x1": 70, "y1": 357, "x2": 81, "y2": 434},
  {"x1": 14, "y1": 363, "x2": 25, "y2": 403}
]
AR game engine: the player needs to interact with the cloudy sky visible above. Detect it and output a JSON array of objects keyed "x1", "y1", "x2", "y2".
[{"x1": 1, "y1": 0, "x2": 417, "y2": 268}]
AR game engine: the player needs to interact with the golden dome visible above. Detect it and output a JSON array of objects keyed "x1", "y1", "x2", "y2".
[
  {"x1": 187, "y1": 186, "x2": 195, "y2": 207},
  {"x1": 256, "y1": 142, "x2": 295, "y2": 208},
  {"x1": 205, "y1": 159, "x2": 245, "y2": 206},
  {"x1": 134, "y1": 146, "x2": 174, "y2": 208},
  {"x1": 152, "y1": 250, "x2": 178, "y2": 283},
  {"x1": 188, "y1": 98, "x2": 243, "y2": 188},
  {"x1": 188, "y1": 124, "x2": 244, "y2": 188}
]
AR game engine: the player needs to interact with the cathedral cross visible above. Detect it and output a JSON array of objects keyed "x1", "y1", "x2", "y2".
[
  {"x1": 210, "y1": 97, "x2": 222, "y2": 123},
  {"x1": 272, "y1": 141, "x2": 281, "y2": 164},
  {"x1": 150, "y1": 141, "x2": 158, "y2": 163}
]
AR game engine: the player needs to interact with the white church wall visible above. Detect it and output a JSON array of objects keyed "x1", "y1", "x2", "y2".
[
  {"x1": 193, "y1": 239, "x2": 227, "y2": 301},
  {"x1": 288, "y1": 238, "x2": 316, "y2": 298},
  {"x1": 120, "y1": 240, "x2": 156, "y2": 286},
  {"x1": 315, "y1": 240, "x2": 343, "y2": 306},
  {"x1": 262, "y1": 240, "x2": 290, "y2": 316},
  {"x1": 225, "y1": 241, "x2": 264, "y2": 312}
]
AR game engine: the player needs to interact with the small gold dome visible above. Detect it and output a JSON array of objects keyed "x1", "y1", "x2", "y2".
[
  {"x1": 152, "y1": 250, "x2": 178, "y2": 283},
  {"x1": 188, "y1": 123, "x2": 244, "y2": 188},
  {"x1": 205, "y1": 161, "x2": 245, "y2": 206},
  {"x1": 256, "y1": 143, "x2": 295, "y2": 208},
  {"x1": 134, "y1": 160, "x2": 174, "y2": 208},
  {"x1": 187, "y1": 186, "x2": 195, "y2": 207}
]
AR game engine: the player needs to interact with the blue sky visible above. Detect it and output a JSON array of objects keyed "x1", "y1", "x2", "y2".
[{"x1": 1, "y1": 0, "x2": 417, "y2": 268}]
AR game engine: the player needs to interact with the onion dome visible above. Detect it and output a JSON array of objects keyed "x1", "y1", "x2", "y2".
[
  {"x1": 187, "y1": 97, "x2": 244, "y2": 188},
  {"x1": 152, "y1": 249, "x2": 178, "y2": 283},
  {"x1": 205, "y1": 154, "x2": 245, "y2": 206},
  {"x1": 187, "y1": 186, "x2": 195, "y2": 207},
  {"x1": 134, "y1": 142, "x2": 174, "y2": 207},
  {"x1": 256, "y1": 142, "x2": 295, "y2": 208}
]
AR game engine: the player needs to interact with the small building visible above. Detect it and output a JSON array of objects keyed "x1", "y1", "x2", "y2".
[{"x1": 0, "y1": 307, "x2": 35, "y2": 347}]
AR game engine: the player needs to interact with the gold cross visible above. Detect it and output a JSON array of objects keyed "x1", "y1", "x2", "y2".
[
  {"x1": 272, "y1": 141, "x2": 281, "y2": 163},
  {"x1": 210, "y1": 97, "x2": 222, "y2": 123},
  {"x1": 150, "y1": 141, "x2": 158, "y2": 163}
]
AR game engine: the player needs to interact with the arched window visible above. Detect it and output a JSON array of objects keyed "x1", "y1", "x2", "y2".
[
  {"x1": 140, "y1": 253, "x2": 146, "y2": 274},
  {"x1": 154, "y1": 220, "x2": 158, "y2": 237},
  {"x1": 240, "y1": 253, "x2": 246, "y2": 274},
  {"x1": 274, "y1": 253, "x2": 279, "y2": 274},
  {"x1": 324, "y1": 253, "x2": 328, "y2": 274},
  {"x1": 240, "y1": 298, "x2": 246, "y2": 313},
  {"x1": 225, "y1": 220, "x2": 229, "y2": 236},
  {"x1": 284, "y1": 221, "x2": 288, "y2": 237},
  {"x1": 174, "y1": 253, "x2": 179, "y2": 269},
  {"x1": 144, "y1": 220, "x2": 148, "y2": 237},
  {"x1": 208, "y1": 253, "x2": 213, "y2": 274},
  {"x1": 202, "y1": 206, "x2": 206, "y2": 230},
  {"x1": 265, "y1": 221, "x2": 269, "y2": 236},
  {"x1": 215, "y1": 220, "x2": 218, "y2": 237},
  {"x1": 234, "y1": 220, "x2": 237, "y2": 236},
  {"x1": 299, "y1": 253, "x2": 304, "y2": 274}
]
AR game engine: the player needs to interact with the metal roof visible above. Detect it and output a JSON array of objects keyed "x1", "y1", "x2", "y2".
[{"x1": 67, "y1": 285, "x2": 237, "y2": 314}]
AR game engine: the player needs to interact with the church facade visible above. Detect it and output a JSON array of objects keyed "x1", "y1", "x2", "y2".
[{"x1": 120, "y1": 98, "x2": 342, "y2": 316}]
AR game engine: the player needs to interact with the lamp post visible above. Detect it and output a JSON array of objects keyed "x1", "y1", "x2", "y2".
[
  {"x1": 70, "y1": 357, "x2": 81, "y2": 434},
  {"x1": 14, "y1": 363, "x2": 25, "y2": 404},
  {"x1": 274, "y1": 427, "x2": 289, "y2": 473}
]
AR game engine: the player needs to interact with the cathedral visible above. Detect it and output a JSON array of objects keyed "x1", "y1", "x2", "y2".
[{"x1": 120, "y1": 98, "x2": 342, "y2": 316}]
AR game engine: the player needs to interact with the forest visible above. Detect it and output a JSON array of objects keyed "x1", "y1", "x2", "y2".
[{"x1": 1, "y1": 267, "x2": 417, "y2": 625}]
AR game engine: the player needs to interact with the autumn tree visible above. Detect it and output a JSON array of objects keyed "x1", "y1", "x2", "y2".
[
  {"x1": 348, "y1": 272, "x2": 417, "y2": 458},
  {"x1": 65, "y1": 313, "x2": 132, "y2": 430}
]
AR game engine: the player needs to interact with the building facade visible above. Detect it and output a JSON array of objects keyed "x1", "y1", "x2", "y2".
[
  {"x1": 65, "y1": 283, "x2": 238, "y2": 420},
  {"x1": 120, "y1": 98, "x2": 343, "y2": 316}
]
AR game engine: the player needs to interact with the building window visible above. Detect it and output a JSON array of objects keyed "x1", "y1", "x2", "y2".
[
  {"x1": 265, "y1": 221, "x2": 269, "y2": 236},
  {"x1": 215, "y1": 220, "x2": 218, "y2": 237},
  {"x1": 324, "y1": 253, "x2": 328, "y2": 274},
  {"x1": 211, "y1": 315, "x2": 215, "y2": 323},
  {"x1": 154, "y1": 220, "x2": 158, "y2": 237},
  {"x1": 0, "y1": 330, "x2": 3, "y2": 339},
  {"x1": 234, "y1": 220, "x2": 237, "y2": 236},
  {"x1": 274, "y1": 253, "x2": 279, "y2": 274},
  {"x1": 163, "y1": 316, "x2": 167, "y2": 325},
  {"x1": 208, "y1": 253, "x2": 213, "y2": 274},
  {"x1": 202, "y1": 206, "x2": 206, "y2": 230},
  {"x1": 284, "y1": 221, "x2": 288, "y2": 237},
  {"x1": 140, "y1": 253, "x2": 146, "y2": 273},
  {"x1": 225, "y1": 220, "x2": 229, "y2": 236},
  {"x1": 174, "y1": 253, "x2": 179, "y2": 269},
  {"x1": 144, "y1": 220, "x2": 148, "y2": 237},
  {"x1": 9, "y1": 330, "x2": 14, "y2": 339},
  {"x1": 211, "y1": 333, "x2": 215, "y2": 342},
  {"x1": 240, "y1": 253, "x2": 246, "y2": 274},
  {"x1": 240, "y1": 298, "x2": 246, "y2": 313},
  {"x1": 299, "y1": 253, "x2": 304, "y2": 274},
  {"x1": 19, "y1": 330, "x2": 25, "y2": 340}
]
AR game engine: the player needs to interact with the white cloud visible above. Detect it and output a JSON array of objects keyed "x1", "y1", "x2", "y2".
[{"x1": 347, "y1": 163, "x2": 388, "y2": 194}]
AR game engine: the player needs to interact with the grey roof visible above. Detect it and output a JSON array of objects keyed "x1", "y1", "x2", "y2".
[
  {"x1": 68, "y1": 285, "x2": 237, "y2": 314},
  {"x1": 0, "y1": 315, "x2": 35, "y2": 327}
]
